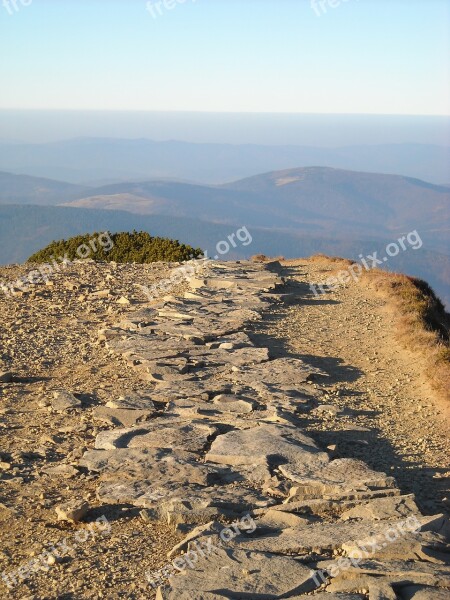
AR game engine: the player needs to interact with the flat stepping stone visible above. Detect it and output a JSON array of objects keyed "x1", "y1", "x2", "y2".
[
  {"x1": 206, "y1": 331, "x2": 254, "y2": 349},
  {"x1": 106, "y1": 393, "x2": 155, "y2": 410},
  {"x1": 155, "y1": 380, "x2": 231, "y2": 400},
  {"x1": 94, "y1": 422, "x2": 216, "y2": 453},
  {"x1": 231, "y1": 357, "x2": 327, "y2": 388},
  {"x1": 339, "y1": 494, "x2": 419, "y2": 521},
  {"x1": 227, "y1": 513, "x2": 447, "y2": 556},
  {"x1": 401, "y1": 586, "x2": 450, "y2": 600},
  {"x1": 206, "y1": 423, "x2": 329, "y2": 477},
  {"x1": 189, "y1": 347, "x2": 269, "y2": 371},
  {"x1": 261, "y1": 488, "x2": 404, "y2": 518},
  {"x1": 143, "y1": 488, "x2": 274, "y2": 527},
  {"x1": 92, "y1": 406, "x2": 153, "y2": 428},
  {"x1": 157, "y1": 547, "x2": 316, "y2": 599},
  {"x1": 107, "y1": 336, "x2": 195, "y2": 362},
  {"x1": 285, "y1": 458, "x2": 396, "y2": 498},
  {"x1": 324, "y1": 560, "x2": 450, "y2": 595},
  {"x1": 80, "y1": 447, "x2": 227, "y2": 488},
  {"x1": 127, "y1": 423, "x2": 217, "y2": 453},
  {"x1": 212, "y1": 395, "x2": 255, "y2": 414},
  {"x1": 95, "y1": 471, "x2": 240, "y2": 510}
]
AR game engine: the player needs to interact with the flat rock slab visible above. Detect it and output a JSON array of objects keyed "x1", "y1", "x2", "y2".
[
  {"x1": 207, "y1": 332, "x2": 254, "y2": 349},
  {"x1": 315, "y1": 559, "x2": 450, "y2": 591},
  {"x1": 51, "y1": 390, "x2": 82, "y2": 411},
  {"x1": 92, "y1": 406, "x2": 153, "y2": 428},
  {"x1": 80, "y1": 448, "x2": 229, "y2": 491},
  {"x1": 230, "y1": 514, "x2": 447, "y2": 556},
  {"x1": 342, "y1": 531, "x2": 450, "y2": 563},
  {"x1": 96, "y1": 476, "x2": 262, "y2": 512},
  {"x1": 326, "y1": 566, "x2": 450, "y2": 596},
  {"x1": 106, "y1": 394, "x2": 155, "y2": 410},
  {"x1": 144, "y1": 488, "x2": 274, "y2": 527},
  {"x1": 263, "y1": 489, "x2": 405, "y2": 519},
  {"x1": 107, "y1": 336, "x2": 195, "y2": 363},
  {"x1": 400, "y1": 586, "x2": 450, "y2": 599},
  {"x1": 140, "y1": 323, "x2": 208, "y2": 342},
  {"x1": 340, "y1": 494, "x2": 419, "y2": 521},
  {"x1": 128, "y1": 423, "x2": 217, "y2": 453},
  {"x1": 231, "y1": 357, "x2": 327, "y2": 388},
  {"x1": 286, "y1": 458, "x2": 396, "y2": 498},
  {"x1": 42, "y1": 464, "x2": 79, "y2": 478},
  {"x1": 164, "y1": 398, "x2": 249, "y2": 421},
  {"x1": 158, "y1": 548, "x2": 316, "y2": 599},
  {"x1": 205, "y1": 423, "x2": 329, "y2": 477},
  {"x1": 212, "y1": 395, "x2": 255, "y2": 414},
  {"x1": 189, "y1": 347, "x2": 270, "y2": 371},
  {"x1": 154, "y1": 380, "x2": 232, "y2": 400},
  {"x1": 94, "y1": 422, "x2": 216, "y2": 453}
]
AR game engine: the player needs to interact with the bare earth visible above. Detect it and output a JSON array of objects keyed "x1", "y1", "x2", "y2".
[
  {"x1": 0, "y1": 261, "x2": 188, "y2": 599},
  {"x1": 0, "y1": 257, "x2": 448, "y2": 599},
  {"x1": 253, "y1": 258, "x2": 450, "y2": 515}
]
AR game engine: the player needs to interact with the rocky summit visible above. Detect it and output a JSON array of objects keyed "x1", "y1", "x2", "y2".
[{"x1": 0, "y1": 259, "x2": 448, "y2": 599}]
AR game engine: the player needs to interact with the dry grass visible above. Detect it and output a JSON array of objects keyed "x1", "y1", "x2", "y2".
[
  {"x1": 251, "y1": 254, "x2": 285, "y2": 263},
  {"x1": 364, "y1": 269, "x2": 450, "y2": 402},
  {"x1": 308, "y1": 253, "x2": 354, "y2": 266}
]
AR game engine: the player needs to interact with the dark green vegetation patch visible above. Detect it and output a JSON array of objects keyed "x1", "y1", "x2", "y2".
[{"x1": 27, "y1": 231, "x2": 203, "y2": 264}]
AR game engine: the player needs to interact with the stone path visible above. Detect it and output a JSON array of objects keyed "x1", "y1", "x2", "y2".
[{"x1": 80, "y1": 261, "x2": 449, "y2": 599}]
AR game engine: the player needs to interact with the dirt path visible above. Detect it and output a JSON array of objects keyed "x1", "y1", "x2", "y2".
[{"x1": 253, "y1": 258, "x2": 450, "y2": 516}]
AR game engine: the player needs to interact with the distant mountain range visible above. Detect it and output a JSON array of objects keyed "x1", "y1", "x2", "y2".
[
  {"x1": 0, "y1": 138, "x2": 448, "y2": 184},
  {"x1": 0, "y1": 165, "x2": 449, "y2": 306},
  {"x1": 1, "y1": 166, "x2": 448, "y2": 255}
]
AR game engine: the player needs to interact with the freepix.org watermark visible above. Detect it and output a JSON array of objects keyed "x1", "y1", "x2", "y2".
[
  {"x1": 138, "y1": 226, "x2": 253, "y2": 301},
  {"x1": 146, "y1": 0, "x2": 197, "y2": 19},
  {"x1": 146, "y1": 513, "x2": 256, "y2": 589},
  {"x1": 311, "y1": 0, "x2": 360, "y2": 18},
  {"x1": 2, "y1": 0, "x2": 32, "y2": 15},
  {"x1": 1, "y1": 515, "x2": 111, "y2": 590},
  {"x1": 310, "y1": 514, "x2": 422, "y2": 587},
  {"x1": 310, "y1": 230, "x2": 423, "y2": 297},
  {"x1": 0, "y1": 232, "x2": 114, "y2": 298}
]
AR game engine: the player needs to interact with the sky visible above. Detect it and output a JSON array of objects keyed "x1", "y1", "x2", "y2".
[{"x1": 0, "y1": 0, "x2": 449, "y2": 116}]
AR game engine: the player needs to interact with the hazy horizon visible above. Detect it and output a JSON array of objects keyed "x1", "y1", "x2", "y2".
[{"x1": 1, "y1": 110, "x2": 449, "y2": 146}]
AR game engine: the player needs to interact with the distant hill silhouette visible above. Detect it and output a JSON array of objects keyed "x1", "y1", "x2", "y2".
[
  {"x1": 0, "y1": 138, "x2": 448, "y2": 184},
  {"x1": 60, "y1": 166, "x2": 450, "y2": 257},
  {"x1": 0, "y1": 171, "x2": 88, "y2": 205}
]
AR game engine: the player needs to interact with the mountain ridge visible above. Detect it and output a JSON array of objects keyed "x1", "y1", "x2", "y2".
[{"x1": 0, "y1": 138, "x2": 448, "y2": 184}]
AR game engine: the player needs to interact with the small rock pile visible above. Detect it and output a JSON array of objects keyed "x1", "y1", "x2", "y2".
[{"x1": 78, "y1": 261, "x2": 449, "y2": 599}]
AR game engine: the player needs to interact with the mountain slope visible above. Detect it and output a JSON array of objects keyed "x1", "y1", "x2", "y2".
[
  {"x1": 0, "y1": 171, "x2": 89, "y2": 205},
  {"x1": 64, "y1": 167, "x2": 450, "y2": 254}
]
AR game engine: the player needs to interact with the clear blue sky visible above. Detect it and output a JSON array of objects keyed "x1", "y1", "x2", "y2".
[{"x1": 0, "y1": 0, "x2": 449, "y2": 115}]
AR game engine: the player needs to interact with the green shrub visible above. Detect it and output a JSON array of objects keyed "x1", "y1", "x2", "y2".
[{"x1": 27, "y1": 231, "x2": 203, "y2": 264}]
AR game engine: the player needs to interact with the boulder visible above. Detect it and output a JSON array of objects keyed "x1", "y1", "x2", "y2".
[
  {"x1": 51, "y1": 390, "x2": 82, "y2": 411},
  {"x1": 55, "y1": 500, "x2": 89, "y2": 523}
]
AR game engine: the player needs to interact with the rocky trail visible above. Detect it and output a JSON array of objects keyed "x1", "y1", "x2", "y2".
[
  {"x1": 0, "y1": 259, "x2": 449, "y2": 599},
  {"x1": 253, "y1": 259, "x2": 450, "y2": 516}
]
